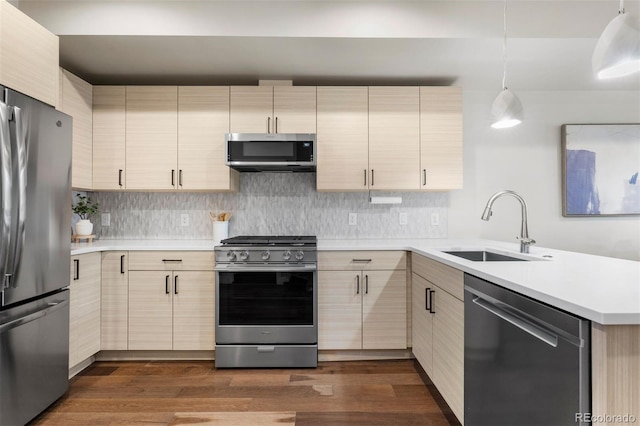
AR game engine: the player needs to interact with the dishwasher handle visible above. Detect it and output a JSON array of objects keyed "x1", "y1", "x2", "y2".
[
  {"x1": 0, "y1": 299, "x2": 69, "y2": 334},
  {"x1": 472, "y1": 296, "x2": 559, "y2": 347}
]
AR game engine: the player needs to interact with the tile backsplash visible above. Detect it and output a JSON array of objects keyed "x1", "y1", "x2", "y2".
[{"x1": 88, "y1": 173, "x2": 449, "y2": 240}]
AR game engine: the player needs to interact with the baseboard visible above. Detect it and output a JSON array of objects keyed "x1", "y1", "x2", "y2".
[
  {"x1": 319, "y1": 349, "x2": 412, "y2": 361},
  {"x1": 69, "y1": 356, "x2": 95, "y2": 378},
  {"x1": 96, "y1": 350, "x2": 215, "y2": 361}
]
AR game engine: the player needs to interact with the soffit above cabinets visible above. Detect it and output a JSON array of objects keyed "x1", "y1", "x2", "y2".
[{"x1": 14, "y1": 0, "x2": 640, "y2": 91}]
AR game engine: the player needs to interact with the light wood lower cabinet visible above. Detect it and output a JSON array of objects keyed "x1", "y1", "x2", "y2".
[
  {"x1": 101, "y1": 251, "x2": 128, "y2": 350},
  {"x1": 127, "y1": 251, "x2": 215, "y2": 350},
  {"x1": 411, "y1": 253, "x2": 464, "y2": 424},
  {"x1": 69, "y1": 252, "x2": 101, "y2": 368},
  {"x1": 318, "y1": 251, "x2": 407, "y2": 350}
]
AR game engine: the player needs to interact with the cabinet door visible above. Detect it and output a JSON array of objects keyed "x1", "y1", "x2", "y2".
[
  {"x1": 60, "y1": 69, "x2": 93, "y2": 190},
  {"x1": 229, "y1": 86, "x2": 273, "y2": 133},
  {"x1": 412, "y1": 273, "x2": 433, "y2": 376},
  {"x1": 178, "y1": 86, "x2": 238, "y2": 191},
  {"x1": 69, "y1": 253, "x2": 101, "y2": 368},
  {"x1": 273, "y1": 86, "x2": 316, "y2": 133},
  {"x1": 318, "y1": 271, "x2": 362, "y2": 350},
  {"x1": 128, "y1": 271, "x2": 173, "y2": 350},
  {"x1": 316, "y1": 87, "x2": 369, "y2": 191},
  {"x1": 93, "y1": 86, "x2": 126, "y2": 190},
  {"x1": 125, "y1": 86, "x2": 178, "y2": 190},
  {"x1": 101, "y1": 251, "x2": 128, "y2": 350},
  {"x1": 362, "y1": 269, "x2": 407, "y2": 349},
  {"x1": 432, "y1": 286, "x2": 464, "y2": 423},
  {"x1": 368, "y1": 87, "x2": 420, "y2": 190},
  {"x1": 420, "y1": 87, "x2": 463, "y2": 190},
  {"x1": 0, "y1": 1, "x2": 59, "y2": 107},
  {"x1": 173, "y1": 271, "x2": 215, "y2": 350}
]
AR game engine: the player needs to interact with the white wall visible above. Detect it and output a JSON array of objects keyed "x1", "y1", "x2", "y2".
[{"x1": 449, "y1": 90, "x2": 640, "y2": 261}]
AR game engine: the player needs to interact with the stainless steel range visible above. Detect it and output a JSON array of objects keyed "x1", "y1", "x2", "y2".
[{"x1": 214, "y1": 235, "x2": 317, "y2": 368}]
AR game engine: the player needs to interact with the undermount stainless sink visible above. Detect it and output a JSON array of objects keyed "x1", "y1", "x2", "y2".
[{"x1": 443, "y1": 250, "x2": 529, "y2": 262}]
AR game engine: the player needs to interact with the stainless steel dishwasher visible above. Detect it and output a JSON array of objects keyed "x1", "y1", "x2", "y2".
[{"x1": 464, "y1": 274, "x2": 590, "y2": 426}]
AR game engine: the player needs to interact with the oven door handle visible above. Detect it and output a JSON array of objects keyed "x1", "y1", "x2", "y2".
[{"x1": 215, "y1": 265, "x2": 317, "y2": 272}]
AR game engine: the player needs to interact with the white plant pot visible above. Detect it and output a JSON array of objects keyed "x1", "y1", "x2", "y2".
[{"x1": 75, "y1": 219, "x2": 93, "y2": 236}]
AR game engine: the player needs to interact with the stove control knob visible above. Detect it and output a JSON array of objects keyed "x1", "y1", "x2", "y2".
[
  {"x1": 283, "y1": 250, "x2": 292, "y2": 261},
  {"x1": 295, "y1": 250, "x2": 304, "y2": 261},
  {"x1": 261, "y1": 250, "x2": 271, "y2": 261},
  {"x1": 239, "y1": 250, "x2": 250, "y2": 261},
  {"x1": 226, "y1": 250, "x2": 236, "y2": 260}
]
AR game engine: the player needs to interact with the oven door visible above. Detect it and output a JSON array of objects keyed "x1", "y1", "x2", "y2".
[{"x1": 215, "y1": 264, "x2": 317, "y2": 345}]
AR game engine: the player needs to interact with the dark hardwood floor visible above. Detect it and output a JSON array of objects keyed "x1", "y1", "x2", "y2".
[{"x1": 31, "y1": 360, "x2": 454, "y2": 425}]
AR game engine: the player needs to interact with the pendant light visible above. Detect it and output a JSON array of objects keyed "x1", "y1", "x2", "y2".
[
  {"x1": 490, "y1": 0, "x2": 523, "y2": 129},
  {"x1": 592, "y1": 0, "x2": 640, "y2": 79}
]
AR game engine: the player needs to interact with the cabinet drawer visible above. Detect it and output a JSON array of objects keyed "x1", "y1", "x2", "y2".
[
  {"x1": 318, "y1": 251, "x2": 406, "y2": 271},
  {"x1": 412, "y1": 253, "x2": 463, "y2": 301},
  {"x1": 128, "y1": 251, "x2": 214, "y2": 271}
]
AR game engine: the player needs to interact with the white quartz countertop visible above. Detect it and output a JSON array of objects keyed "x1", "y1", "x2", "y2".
[{"x1": 71, "y1": 238, "x2": 640, "y2": 325}]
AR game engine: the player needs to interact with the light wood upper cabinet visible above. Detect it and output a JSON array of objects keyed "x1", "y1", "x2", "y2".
[
  {"x1": 125, "y1": 86, "x2": 178, "y2": 190},
  {"x1": 69, "y1": 253, "x2": 101, "y2": 368},
  {"x1": 368, "y1": 86, "x2": 420, "y2": 190},
  {"x1": 316, "y1": 87, "x2": 369, "y2": 191},
  {"x1": 178, "y1": 86, "x2": 238, "y2": 191},
  {"x1": 60, "y1": 69, "x2": 93, "y2": 190},
  {"x1": 420, "y1": 87, "x2": 463, "y2": 190},
  {"x1": 93, "y1": 86, "x2": 126, "y2": 190},
  {"x1": 230, "y1": 86, "x2": 316, "y2": 133},
  {"x1": 101, "y1": 251, "x2": 128, "y2": 350},
  {"x1": 0, "y1": 1, "x2": 59, "y2": 107}
]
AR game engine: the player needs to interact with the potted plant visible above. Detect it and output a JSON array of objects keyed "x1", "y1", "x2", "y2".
[{"x1": 72, "y1": 194, "x2": 99, "y2": 236}]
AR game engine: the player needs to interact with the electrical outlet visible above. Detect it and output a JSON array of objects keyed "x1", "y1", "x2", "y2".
[
  {"x1": 399, "y1": 212, "x2": 408, "y2": 225},
  {"x1": 180, "y1": 213, "x2": 190, "y2": 227},
  {"x1": 430, "y1": 212, "x2": 440, "y2": 226},
  {"x1": 101, "y1": 213, "x2": 110, "y2": 227},
  {"x1": 348, "y1": 212, "x2": 357, "y2": 226}
]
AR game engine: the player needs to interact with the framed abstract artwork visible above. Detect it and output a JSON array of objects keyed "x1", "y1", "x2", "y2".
[{"x1": 562, "y1": 124, "x2": 640, "y2": 216}]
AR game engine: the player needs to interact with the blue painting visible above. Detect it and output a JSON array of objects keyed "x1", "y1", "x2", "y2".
[{"x1": 562, "y1": 124, "x2": 640, "y2": 216}]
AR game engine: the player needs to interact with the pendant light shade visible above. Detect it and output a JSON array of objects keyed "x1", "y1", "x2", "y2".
[
  {"x1": 592, "y1": 5, "x2": 640, "y2": 79},
  {"x1": 491, "y1": 0, "x2": 522, "y2": 129},
  {"x1": 490, "y1": 88, "x2": 523, "y2": 129}
]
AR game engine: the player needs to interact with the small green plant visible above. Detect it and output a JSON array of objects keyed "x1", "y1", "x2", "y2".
[{"x1": 72, "y1": 195, "x2": 99, "y2": 220}]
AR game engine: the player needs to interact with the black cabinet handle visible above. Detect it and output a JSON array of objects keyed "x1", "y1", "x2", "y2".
[
  {"x1": 356, "y1": 274, "x2": 360, "y2": 295},
  {"x1": 429, "y1": 290, "x2": 436, "y2": 313},
  {"x1": 165, "y1": 275, "x2": 170, "y2": 294},
  {"x1": 162, "y1": 259, "x2": 183, "y2": 263},
  {"x1": 352, "y1": 259, "x2": 372, "y2": 263},
  {"x1": 275, "y1": 117, "x2": 279, "y2": 133},
  {"x1": 364, "y1": 169, "x2": 367, "y2": 186},
  {"x1": 174, "y1": 275, "x2": 179, "y2": 294},
  {"x1": 365, "y1": 274, "x2": 369, "y2": 294},
  {"x1": 171, "y1": 169, "x2": 175, "y2": 187},
  {"x1": 179, "y1": 169, "x2": 183, "y2": 187},
  {"x1": 118, "y1": 169, "x2": 123, "y2": 187},
  {"x1": 267, "y1": 116, "x2": 271, "y2": 133},
  {"x1": 120, "y1": 255, "x2": 125, "y2": 274},
  {"x1": 371, "y1": 169, "x2": 374, "y2": 186},
  {"x1": 425, "y1": 287, "x2": 431, "y2": 311},
  {"x1": 423, "y1": 169, "x2": 427, "y2": 186},
  {"x1": 73, "y1": 259, "x2": 79, "y2": 280}
]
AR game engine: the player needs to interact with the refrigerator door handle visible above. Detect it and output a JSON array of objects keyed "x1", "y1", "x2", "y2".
[
  {"x1": 0, "y1": 299, "x2": 69, "y2": 334},
  {"x1": 7, "y1": 106, "x2": 27, "y2": 286},
  {"x1": 0, "y1": 101, "x2": 12, "y2": 290}
]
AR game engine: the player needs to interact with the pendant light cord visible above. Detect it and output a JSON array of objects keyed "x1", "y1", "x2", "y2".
[{"x1": 502, "y1": 0, "x2": 508, "y2": 90}]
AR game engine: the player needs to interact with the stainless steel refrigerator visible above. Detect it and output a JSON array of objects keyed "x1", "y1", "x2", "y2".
[{"x1": 0, "y1": 86, "x2": 72, "y2": 425}]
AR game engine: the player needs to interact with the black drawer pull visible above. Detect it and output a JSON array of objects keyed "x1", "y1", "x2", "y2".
[
  {"x1": 120, "y1": 255, "x2": 125, "y2": 274},
  {"x1": 162, "y1": 259, "x2": 183, "y2": 262}
]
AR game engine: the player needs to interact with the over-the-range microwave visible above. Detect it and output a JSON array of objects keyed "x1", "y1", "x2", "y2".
[{"x1": 225, "y1": 133, "x2": 316, "y2": 172}]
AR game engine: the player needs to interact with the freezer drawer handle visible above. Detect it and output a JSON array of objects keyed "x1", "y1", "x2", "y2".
[
  {"x1": 0, "y1": 299, "x2": 69, "y2": 334},
  {"x1": 257, "y1": 346, "x2": 275, "y2": 353},
  {"x1": 472, "y1": 296, "x2": 559, "y2": 347}
]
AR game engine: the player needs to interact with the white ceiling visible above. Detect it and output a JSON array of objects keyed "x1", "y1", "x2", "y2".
[{"x1": 13, "y1": 0, "x2": 640, "y2": 91}]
